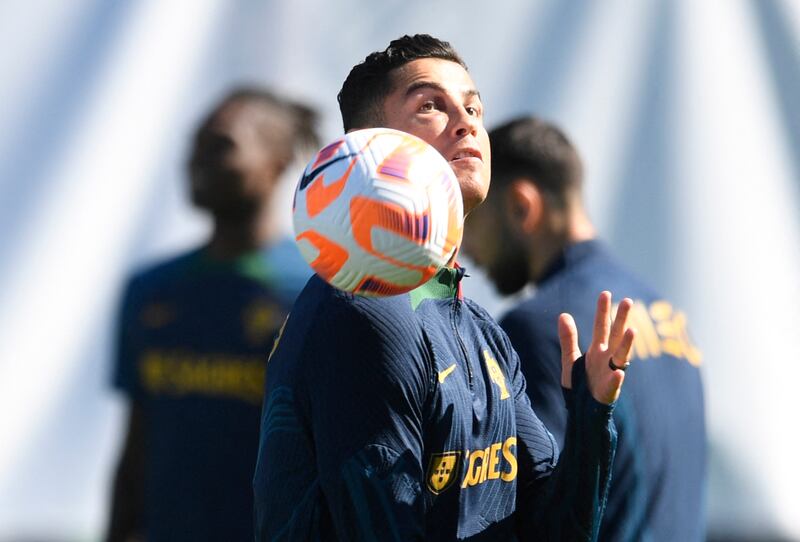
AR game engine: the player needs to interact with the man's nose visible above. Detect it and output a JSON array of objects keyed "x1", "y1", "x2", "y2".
[{"x1": 452, "y1": 108, "x2": 478, "y2": 138}]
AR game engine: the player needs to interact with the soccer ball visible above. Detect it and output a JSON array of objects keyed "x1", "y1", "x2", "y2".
[{"x1": 293, "y1": 127, "x2": 464, "y2": 297}]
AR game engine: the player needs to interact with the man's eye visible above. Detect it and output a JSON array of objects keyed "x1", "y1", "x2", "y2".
[
  {"x1": 466, "y1": 106, "x2": 481, "y2": 116},
  {"x1": 419, "y1": 101, "x2": 435, "y2": 112}
]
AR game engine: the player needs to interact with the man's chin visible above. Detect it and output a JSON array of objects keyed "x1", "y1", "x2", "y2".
[
  {"x1": 193, "y1": 195, "x2": 259, "y2": 220},
  {"x1": 457, "y1": 176, "x2": 490, "y2": 215}
]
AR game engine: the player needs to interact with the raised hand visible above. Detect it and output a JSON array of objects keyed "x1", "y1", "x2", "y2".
[{"x1": 558, "y1": 291, "x2": 636, "y2": 405}]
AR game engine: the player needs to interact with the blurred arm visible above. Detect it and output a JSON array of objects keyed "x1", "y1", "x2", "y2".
[{"x1": 105, "y1": 401, "x2": 145, "y2": 542}]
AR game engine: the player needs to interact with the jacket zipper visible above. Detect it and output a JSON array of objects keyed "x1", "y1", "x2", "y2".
[{"x1": 451, "y1": 294, "x2": 473, "y2": 390}]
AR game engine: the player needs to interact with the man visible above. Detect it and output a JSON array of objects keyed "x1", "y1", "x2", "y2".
[
  {"x1": 254, "y1": 35, "x2": 635, "y2": 541},
  {"x1": 463, "y1": 116, "x2": 707, "y2": 541},
  {"x1": 106, "y1": 87, "x2": 318, "y2": 542}
]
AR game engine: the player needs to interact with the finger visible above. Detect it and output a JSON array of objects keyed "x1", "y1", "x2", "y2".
[
  {"x1": 558, "y1": 313, "x2": 581, "y2": 363},
  {"x1": 591, "y1": 291, "x2": 612, "y2": 349},
  {"x1": 613, "y1": 327, "x2": 636, "y2": 364},
  {"x1": 558, "y1": 313, "x2": 580, "y2": 389},
  {"x1": 608, "y1": 297, "x2": 633, "y2": 352}
]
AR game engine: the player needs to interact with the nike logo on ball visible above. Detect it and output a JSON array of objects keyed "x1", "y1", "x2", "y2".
[{"x1": 299, "y1": 153, "x2": 358, "y2": 191}]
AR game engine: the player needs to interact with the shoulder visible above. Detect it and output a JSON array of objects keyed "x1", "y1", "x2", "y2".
[
  {"x1": 118, "y1": 249, "x2": 202, "y2": 319},
  {"x1": 271, "y1": 276, "x2": 432, "y2": 394},
  {"x1": 113, "y1": 250, "x2": 201, "y2": 344},
  {"x1": 125, "y1": 248, "x2": 202, "y2": 295},
  {"x1": 526, "y1": 242, "x2": 663, "y2": 323},
  {"x1": 464, "y1": 298, "x2": 509, "y2": 341},
  {"x1": 463, "y1": 298, "x2": 521, "y2": 367},
  {"x1": 555, "y1": 242, "x2": 660, "y2": 301},
  {"x1": 286, "y1": 276, "x2": 426, "y2": 357}
]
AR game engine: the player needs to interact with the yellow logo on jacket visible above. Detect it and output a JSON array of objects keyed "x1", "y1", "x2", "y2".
[
  {"x1": 426, "y1": 452, "x2": 461, "y2": 494},
  {"x1": 140, "y1": 303, "x2": 175, "y2": 328},
  {"x1": 243, "y1": 300, "x2": 282, "y2": 346},
  {"x1": 461, "y1": 437, "x2": 517, "y2": 488},
  {"x1": 483, "y1": 350, "x2": 510, "y2": 400},
  {"x1": 139, "y1": 349, "x2": 265, "y2": 403},
  {"x1": 618, "y1": 300, "x2": 703, "y2": 366},
  {"x1": 425, "y1": 437, "x2": 518, "y2": 495},
  {"x1": 438, "y1": 363, "x2": 457, "y2": 384}
]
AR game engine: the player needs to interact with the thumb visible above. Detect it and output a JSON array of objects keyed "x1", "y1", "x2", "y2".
[{"x1": 558, "y1": 313, "x2": 581, "y2": 389}]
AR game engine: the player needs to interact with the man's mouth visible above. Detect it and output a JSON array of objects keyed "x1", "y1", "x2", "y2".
[{"x1": 449, "y1": 149, "x2": 482, "y2": 162}]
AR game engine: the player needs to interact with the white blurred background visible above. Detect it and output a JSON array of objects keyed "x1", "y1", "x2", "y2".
[{"x1": 1, "y1": 0, "x2": 798, "y2": 540}]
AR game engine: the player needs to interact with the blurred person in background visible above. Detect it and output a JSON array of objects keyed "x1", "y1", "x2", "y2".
[
  {"x1": 105, "y1": 86, "x2": 318, "y2": 542},
  {"x1": 463, "y1": 115, "x2": 707, "y2": 542}
]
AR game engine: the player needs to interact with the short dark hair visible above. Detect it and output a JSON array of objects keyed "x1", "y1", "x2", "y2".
[
  {"x1": 489, "y1": 116, "x2": 584, "y2": 207},
  {"x1": 337, "y1": 34, "x2": 467, "y2": 132}
]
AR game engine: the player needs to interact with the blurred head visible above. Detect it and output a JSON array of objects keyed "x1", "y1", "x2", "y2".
[
  {"x1": 462, "y1": 116, "x2": 586, "y2": 295},
  {"x1": 188, "y1": 87, "x2": 318, "y2": 220},
  {"x1": 338, "y1": 35, "x2": 491, "y2": 213}
]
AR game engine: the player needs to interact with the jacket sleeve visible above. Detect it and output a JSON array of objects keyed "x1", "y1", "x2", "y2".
[
  {"x1": 512, "y1": 347, "x2": 617, "y2": 542},
  {"x1": 304, "y1": 299, "x2": 432, "y2": 541},
  {"x1": 501, "y1": 311, "x2": 567, "y2": 449},
  {"x1": 595, "y1": 397, "x2": 648, "y2": 542}
]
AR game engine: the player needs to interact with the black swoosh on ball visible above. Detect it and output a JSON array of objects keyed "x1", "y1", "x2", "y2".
[{"x1": 298, "y1": 153, "x2": 359, "y2": 191}]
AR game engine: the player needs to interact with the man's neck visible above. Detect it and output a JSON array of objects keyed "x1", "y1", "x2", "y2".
[{"x1": 206, "y1": 212, "x2": 276, "y2": 260}]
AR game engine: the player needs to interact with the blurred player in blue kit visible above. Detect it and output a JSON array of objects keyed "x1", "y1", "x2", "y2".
[
  {"x1": 463, "y1": 116, "x2": 707, "y2": 541},
  {"x1": 254, "y1": 35, "x2": 638, "y2": 541},
  {"x1": 106, "y1": 87, "x2": 318, "y2": 542}
]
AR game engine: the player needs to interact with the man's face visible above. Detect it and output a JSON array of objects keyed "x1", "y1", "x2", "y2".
[
  {"x1": 462, "y1": 191, "x2": 530, "y2": 296},
  {"x1": 188, "y1": 98, "x2": 282, "y2": 217},
  {"x1": 381, "y1": 58, "x2": 491, "y2": 214}
]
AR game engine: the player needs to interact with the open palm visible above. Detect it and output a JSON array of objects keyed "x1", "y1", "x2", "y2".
[{"x1": 558, "y1": 291, "x2": 636, "y2": 405}]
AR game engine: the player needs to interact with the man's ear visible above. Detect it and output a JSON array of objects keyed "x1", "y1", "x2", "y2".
[{"x1": 505, "y1": 179, "x2": 544, "y2": 234}]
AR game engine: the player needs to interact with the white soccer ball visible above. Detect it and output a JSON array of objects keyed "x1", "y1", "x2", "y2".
[{"x1": 293, "y1": 127, "x2": 464, "y2": 297}]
